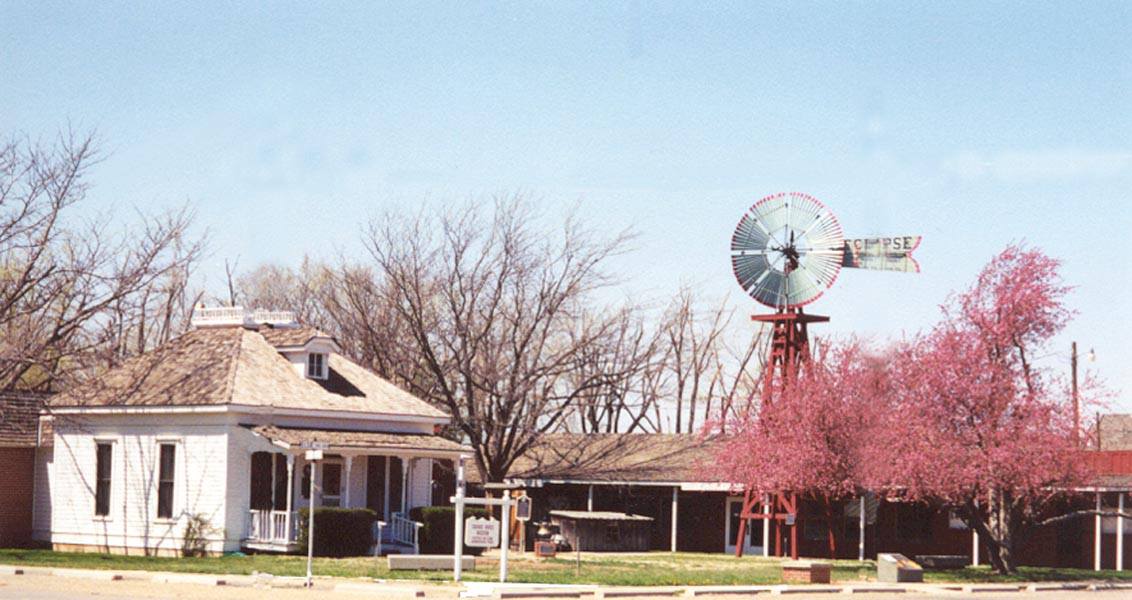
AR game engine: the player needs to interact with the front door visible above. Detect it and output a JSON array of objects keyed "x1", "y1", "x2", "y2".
[{"x1": 725, "y1": 496, "x2": 764, "y2": 555}]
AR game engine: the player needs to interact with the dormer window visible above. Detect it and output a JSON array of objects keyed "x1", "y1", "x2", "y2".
[{"x1": 307, "y1": 353, "x2": 327, "y2": 379}]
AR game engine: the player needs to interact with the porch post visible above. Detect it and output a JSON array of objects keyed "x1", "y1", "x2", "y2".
[
  {"x1": 1096, "y1": 492, "x2": 1103, "y2": 571},
  {"x1": 762, "y1": 495, "x2": 770, "y2": 558},
  {"x1": 286, "y1": 454, "x2": 295, "y2": 541},
  {"x1": 858, "y1": 495, "x2": 866, "y2": 561},
  {"x1": 402, "y1": 456, "x2": 410, "y2": 511},
  {"x1": 1119, "y1": 493, "x2": 1125, "y2": 572},
  {"x1": 587, "y1": 485, "x2": 594, "y2": 511},
  {"x1": 670, "y1": 486, "x2": 678, "y2": 553},
  {"x1": 343, "y1": 455, "x2": 353, "y2": 508}
]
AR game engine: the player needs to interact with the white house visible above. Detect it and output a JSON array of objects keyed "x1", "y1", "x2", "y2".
[{"x1": 35, "y1": 307, "x2": 468, "y2": 556}]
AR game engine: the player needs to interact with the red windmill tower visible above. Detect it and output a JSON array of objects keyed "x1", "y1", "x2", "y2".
[{"x1": 728, "y1": 192, "x2": 920, "y2": 559}]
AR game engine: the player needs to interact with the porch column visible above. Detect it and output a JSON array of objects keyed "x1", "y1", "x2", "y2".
[
  {"x1": 762, "y1": 495, "x2": 770, "y2": 558},
  {"x1": 858, "y1": 495, "x2": 866, "y2": 561},
  {"x1": 587, "y1": 485, "x2": 594, "y2": 511},
  {"x1": 402, "y1": 456, "x2": 410, "y2": 511},
  {"x1": 1096, "y1": 492, "x2": 1103, "y2": 571},
  {"x1": 285, "y1": 454, "x2": 295, "y2": 541},
  {"x1": 343, "y1": 455, "x2": 354, "y2": 508},
  {"x1": 1119, "y1": 493, "x2": 1125, "y2": 572},
  {"x1": 670, "y1": 487, "x2": 678, "y2": 553}
]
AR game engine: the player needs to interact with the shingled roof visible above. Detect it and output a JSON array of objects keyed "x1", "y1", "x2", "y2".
[
  {"x1": 0, "y1": 390, "x2": 50, "y2": 447},
  {"x1": 248, "y1": 424, "x2": 470, "y2": 454},
  {"x1": 491, "y1": 433, "x2": 727, "y2": 484},
  {"x1": 48, "y1": 326, "x2": 447, "y2": 419}
]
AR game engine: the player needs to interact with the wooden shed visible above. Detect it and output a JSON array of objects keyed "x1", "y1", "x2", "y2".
[{"x1": 549, "y1": 510, "x2": 655, "y2": 552}]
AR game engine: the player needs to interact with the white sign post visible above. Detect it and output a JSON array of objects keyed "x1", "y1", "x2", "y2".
[
  {"x1": 451, "y1": 490, "x2": 512, "y2": 582},
  {"x1": 303, "y1": 445, "x2": 326, "y2": 588}
]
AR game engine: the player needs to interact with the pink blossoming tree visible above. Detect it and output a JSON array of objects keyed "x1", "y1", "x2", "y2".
[
  {"x1": 715, "y1": 341, "x2": 891, "y2": 557},
  {"x1": 871, "y1": 245, "x2": 1088, "y2": 573}
]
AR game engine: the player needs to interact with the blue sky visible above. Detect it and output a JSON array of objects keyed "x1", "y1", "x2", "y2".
[{"x1": 3, "y1": 2, "x2": 1130, "y2": 410}]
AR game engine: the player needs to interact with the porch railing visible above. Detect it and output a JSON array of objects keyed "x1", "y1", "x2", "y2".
[
  {"x1": 247, "y1": 509, "x2": 298, "y2": 544},
  {"x1": 389, "y1": 512, "x2": 423, "y2": 554}
]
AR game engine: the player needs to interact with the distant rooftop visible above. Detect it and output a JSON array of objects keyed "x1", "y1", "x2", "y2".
[{"x1": 190, "y1": 305, "x2": 299, "y2": 329}]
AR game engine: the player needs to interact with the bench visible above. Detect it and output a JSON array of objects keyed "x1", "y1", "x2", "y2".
[
  {"x1": 781, "y1": 560, "x2": 831, "y2": 584},
  {"x1": 388, "y1": 554, "x2": 477, "y2": 571}
]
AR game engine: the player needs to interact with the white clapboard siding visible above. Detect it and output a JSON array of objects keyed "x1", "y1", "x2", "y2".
[{"x1": 50, "y1": 416, "x2": 232, "y2": 554}]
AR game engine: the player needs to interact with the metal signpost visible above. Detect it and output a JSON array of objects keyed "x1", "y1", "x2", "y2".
[
  {"x1": 451, "y1": 486, "x2": 513, "y2": 582},
  {"x1": 515, "y1": 494, "x2": 531, "y2": 555},
  {"x1": 302, "y1": 441, "x2": 328, "y2": 588}
]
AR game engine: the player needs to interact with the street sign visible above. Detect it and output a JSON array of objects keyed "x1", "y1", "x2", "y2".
[
  {"x1": 304, "y1": 449, "x2": 324, "y2": 461},
  {"x1": 515, "y1": 494, "x2": 532, "y2": 521},
  {"x1": 301, "y1": 441, "x2": 330, "y2": 450},
  {"x1": 464, "y1": 517, "x2": 500, "y2": 548}
]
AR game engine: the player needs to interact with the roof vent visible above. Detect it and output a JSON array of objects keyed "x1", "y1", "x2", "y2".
[{"x1": 191, "y1": 305, "x2": 298, "y2": 329}]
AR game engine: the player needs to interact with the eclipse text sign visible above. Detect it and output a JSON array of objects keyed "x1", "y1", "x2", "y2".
[{"x1": 841, "y1": 236, "x2": 922, "y2": 273}]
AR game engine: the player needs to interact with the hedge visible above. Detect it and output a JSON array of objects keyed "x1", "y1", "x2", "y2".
[
  {"x1": 409, "y1": 506, "x2": 490, "y2": 556},
  {"x1": 297, "y1": 507, "x2": 378, "y2": 557}
]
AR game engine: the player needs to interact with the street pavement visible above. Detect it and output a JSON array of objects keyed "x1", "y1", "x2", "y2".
[{"x1": 3, "y1": 573, "x2": 1132, "y2": 600}]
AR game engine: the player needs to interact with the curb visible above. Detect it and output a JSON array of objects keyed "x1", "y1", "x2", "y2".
[
  {"x1": 771, "y1": 585, "x2": 841, "y2": 595},
  {"x1": 50, "y1": 567, "x2": 127, "y2": 581},
  {"x1": 596, "y1": 587, "x2": 683, "y2": 598},
  {"x1": 683, "y1": 586, "x2": 775, "y2": 597},
  {"x1": 840, "y1": 586, "x2": 906, "y2": 594},
  {"x1": 335, "y1": 582, "x2": 427, "y2": 598}
]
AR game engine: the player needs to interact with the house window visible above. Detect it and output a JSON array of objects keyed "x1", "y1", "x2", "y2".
[
  {"x1": 307, "y1": 353, "x2": 327, "y2": 379},
  {"x1": 95, "y1": 442, "x2": 113, "y2": 517},
  {"x1": 158, "y1": 443, "x2": 176, "y2": 519}
]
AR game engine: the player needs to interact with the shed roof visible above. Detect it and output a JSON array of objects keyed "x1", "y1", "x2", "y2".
[
  {"x1": 549, "y1": 510, "x2": 654, "y2": 522},
  {"x1": 48, "y1": 326, "x2": 446, "y2": 420},
  {"x1": 491, "y1": 432, "x2": 726, "y2": 485},
  {"x1": 248, "y1": 424, "x2": 470, "y2": 455}
]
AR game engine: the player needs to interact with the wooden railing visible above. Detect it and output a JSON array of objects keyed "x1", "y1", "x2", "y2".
[
  {"x1": 247, "y1": 509, "x2": 298, "y2": 544},
  {"x1": 389, "y1": 512, "x2": 423, "y2": 554}
]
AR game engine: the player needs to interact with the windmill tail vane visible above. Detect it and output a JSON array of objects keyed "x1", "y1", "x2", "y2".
[{"x1": 841, "y1": 235, "x2": 922, "y2": 274}]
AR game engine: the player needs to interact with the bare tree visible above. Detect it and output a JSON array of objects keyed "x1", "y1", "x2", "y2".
[
  {"x1": 0, "y1": 131, "x2": 204, "y2": 391},
  {"x1": 231, "y1": 256, "x2": 331, "y2": 325},
  {"x1": 359, "y1": 196, "x2": 647, "y2": 482}
]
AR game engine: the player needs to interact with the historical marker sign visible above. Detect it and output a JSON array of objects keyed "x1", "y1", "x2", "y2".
[{"x1": 464, "y1": 517, "x2": 500, "y2": 548}]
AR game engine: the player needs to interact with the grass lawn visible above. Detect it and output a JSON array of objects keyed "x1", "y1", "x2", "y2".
[{"x1": 2, "y1": 549, "x2": 1132, "y2": 586}]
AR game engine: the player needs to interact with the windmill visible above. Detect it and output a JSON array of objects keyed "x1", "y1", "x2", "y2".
[{"x1": 728, "y1": 191, "x2": 920, "y2": 559}]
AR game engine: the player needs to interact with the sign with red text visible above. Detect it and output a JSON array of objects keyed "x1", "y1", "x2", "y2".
[{"x1": 842, "y1": 236, "x2": 922, "y2": 273}]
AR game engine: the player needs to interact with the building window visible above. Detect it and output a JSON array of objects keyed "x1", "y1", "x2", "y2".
[
  {"x1": 158, "y1": 443, "x2": 176, "y2": 519},
  {"x1": 307, "y1": 353, "x2": 327, "y2": 379},
  {"x1": 95, "y1": 442, "x2": 112, "y2": 517}
]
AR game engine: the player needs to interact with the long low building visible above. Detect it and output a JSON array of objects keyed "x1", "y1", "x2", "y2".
[{"x1": 470, "y1": 431, "x2": 1132, "y2": 569}]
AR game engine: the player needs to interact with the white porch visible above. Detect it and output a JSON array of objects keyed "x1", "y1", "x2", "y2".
[{"x1": 241, "y1": 425, "x2": 469, "y2": 554}]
